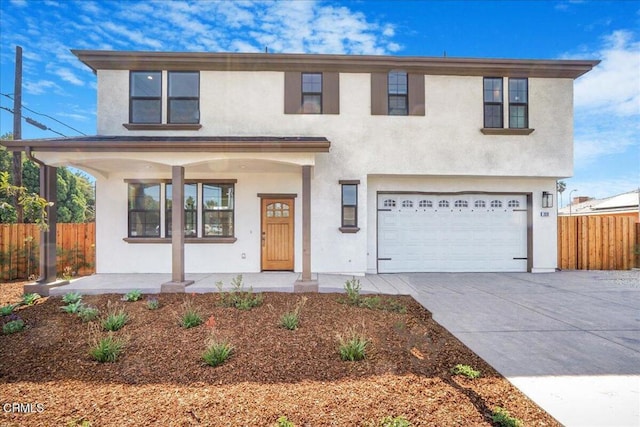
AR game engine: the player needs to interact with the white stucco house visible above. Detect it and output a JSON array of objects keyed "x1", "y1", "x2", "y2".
[{"x1": 3, "y1": 50, "x2": 598, "y2": 290}]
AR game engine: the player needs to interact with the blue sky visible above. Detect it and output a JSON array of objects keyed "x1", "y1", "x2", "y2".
[{"x1": 0, "y1": 0, "x2": 638, "y2": 205}]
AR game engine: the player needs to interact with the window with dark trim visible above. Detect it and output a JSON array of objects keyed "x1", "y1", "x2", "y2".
[
  {"x1": 202, "y1": 183, "x2": 234, "y2": 237},
  {"x1": 166, "y1": 183, "x2": 198, "y2": 237},
  {"x1": 509, "y1": 78, "x2": 528, "y2": 129},
  {"x1": 483, "y1": 77, "x2": 503, "y2": 128},
  {"x1": 388, "y1": 70, "x2": 408, "y2": 115},
  {"x1": 341, "y1": 183, "x2": 358, "y2": 229},
  {"x1": 302, "y1": 73, "x2": 322, "y2": 114},
  {"x1": 128, "y1": 183, "x2": 161, "y2": 237},
  {"x1": 168, "y1": 71, "x2": 200, "y2": 124},
  {"x1": 130, "y1": 71, "x2": 161, "y2": 124}
]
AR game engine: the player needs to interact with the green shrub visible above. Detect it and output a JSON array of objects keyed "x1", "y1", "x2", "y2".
[
  {"x1": 62, "y1": 291, "x2": 82, "y2": 304},
  {"x1": 491, "y1": 407, "x2": 523, "y2": 427},
  {"x1": 61, "y1": 300, "x2": 84, "y2": 314},
  {"x1": 337, "y1": 328, "x2": 369, "y2": 361},
  {"x1": 340, "y1": 278, "x2": 406, "y2": 313},
  {"x1": 89, "y1": 333, "x2": 125, "y2": 363},
  {"x1": 0, "y1": 304, "x2": 16, "y2": 316},
  {"x1": 276, "y1": 416, "x2": 295, "y2": 427},
  {"x1": 377, "y1": 416, "x2": 412, "y2": 427},
  {"x1": 77, "y1": 306, "x2": 100, "y2": 322},
  {"x1": 216, "y1": 275, "x2": 263, "y2": 310},
  {"x1": 343, "y1": 277, "x2": 362, "y2": 305},
  {"x1": 122, "y1": 289, "x2": 142, "y2": 302},
  {"x1": 66, "y1": 418, "x2": 92, "y2": 427},
  {"x1": 202, "y1": 338, "x2": 234, "y2": 367},
  {"x1": 279, "y1": 296, "x2": 307, "y2": 330},
  {"x1": 178, "y1": 298, "x2": 203, "y2": 328},
  {"x1": 451, "y1": 364, "x2": 481, "y2": 379},
  {"x1": 21, "y1": 293, "x2": 41, "y2": 306},
  {"x1": 101, "y1": 302, "x2": 129, "y2": 331},
  {"x1": 146, "y1": 297, "x2": 159, "y2": 310},
  {"x1": 3, "y1": 316, "x2": 25, "y2": 334}
]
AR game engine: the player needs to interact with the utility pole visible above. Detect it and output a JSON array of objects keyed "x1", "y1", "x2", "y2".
[{"x1": 12, "y1": 46, "x2": 23, "y2": 222}]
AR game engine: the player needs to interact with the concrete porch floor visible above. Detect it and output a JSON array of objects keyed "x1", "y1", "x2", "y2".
[{"x1": 48, "y1": 272, "x2": 415, "y2": 296}]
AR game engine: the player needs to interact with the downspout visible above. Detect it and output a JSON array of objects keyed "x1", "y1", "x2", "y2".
[{"x1": 25, "y1": 147, "x2": 45, "y2": 167}]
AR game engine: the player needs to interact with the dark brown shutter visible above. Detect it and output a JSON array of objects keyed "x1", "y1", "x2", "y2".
[
  {"x1": 408, "y1": 73, "x2": 425, "y2": 116},
  {"x1": 370, "y1": 72, "x2": 387, "y2": 115},
  {"x1": 284, "y1": 72, "x2": 302, "y2": 114},
  {"x1": 322, "y1": 72, "x2": 340, "y2": 114}
]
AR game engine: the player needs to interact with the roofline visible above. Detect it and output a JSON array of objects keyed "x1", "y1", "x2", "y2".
[
  {"x1": 1, "y1": 136, "x2": 331, "y2": 153},
  {"x1": 71, "y1": 50, "x2": 600, "y2": 79}
]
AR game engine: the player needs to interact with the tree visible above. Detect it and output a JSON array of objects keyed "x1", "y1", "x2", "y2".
[
  {"x1": 0, "y1": 132, "x2": 95, "y2": 223},
  {"x1": 557, "y1": 180, "x2": 566, "y2": 207}
]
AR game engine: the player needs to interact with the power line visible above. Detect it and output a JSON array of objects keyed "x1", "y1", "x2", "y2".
[
  {"x1": 1, "y1": 105, "x2": 67, "y2": 137},
  {"x1": 1, "y1": 93, "x2": 86, "y2": 136}
]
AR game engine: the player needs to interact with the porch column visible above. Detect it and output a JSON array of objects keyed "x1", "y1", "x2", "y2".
[
  {"x1": 161, "y1": 166, "x2": 194, "y2": 292},
  {"x1": 38, "y1": 165, "x2": 57, "y2": 283},
  {"x1": 295, "y1": 165, "x2": 318, "y2": 292}
]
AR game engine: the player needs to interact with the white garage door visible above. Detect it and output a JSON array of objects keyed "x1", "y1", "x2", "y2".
[{"x1": 378, "y1": 193, "x2": 528, "y2": 273}]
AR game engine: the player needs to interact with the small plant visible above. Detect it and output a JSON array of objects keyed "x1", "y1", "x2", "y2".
[
  {"x1": 2, "y1": 315, "x2": 25, "y2": 334},
  {"x1": 337, "y1": 327, "x2": 369, "y2": 361},
  {"x1": 178, "y1": 298, "x2": 203, "y2": 328},
  {"x1": 122, "y1": 289, "x2": 142, "y2": 302},
  {"x1": 279, "y1": 296, "x2": 307, "y2": 330},
  {"x1": 62, "y1": 291, "x2": 82, "y2": 304},
  {"x1": 0, "y1": 304, "x2": 16, "y2": 316},
  {"x1": 89, "y1": 332, "x2": 126, "y2": 363},
  {"x1": 343, "y1": 277, "x2": 363, "y2": 305},
  {"x1": 21, "y1": 292, "x2": 41, "y2": 306},
  {"x1": 146, "y1": 297, "x2": 159, "y2": 310},
  {"x1": 216, "y1": 275, "x2": 263, "y2": 310},
  {"x1": 66, "y1": 418, "x2": 92, "y2": 427},
  {"x1": 373, "y1": 416, "x2": 412, "y2": 427},
  {"x1": 276, "y1": 416, "x2": 295, "y2": 427},
  {"x1": 61, "y1": 300, "x2": 84, "y2": 314},
  {"x1": 61, "y1": 265, "x2": 73, "y2": 281},
  {"x1": 77, "y1": 306, "x2": 100, "y2": 322},
  {"x1": 451, "y1": 364, "x2": 481, "y2": 379},
  {"x1": 202, "y1": 337, "x2": 234, "y2": 367},
  {"x1": 491, "y1": 407, "x2": 523, "y2": 427},
  {"x1": 101, "y1": 302, "x2": 129, "y2": 331}
]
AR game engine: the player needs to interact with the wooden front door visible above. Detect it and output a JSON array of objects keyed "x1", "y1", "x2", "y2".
[{"x1": 261, "y1": 198, "x2": 294, "y2": 270}]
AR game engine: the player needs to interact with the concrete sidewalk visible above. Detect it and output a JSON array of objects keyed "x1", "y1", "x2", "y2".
[{"x1": 50, "y1": 270, "x2": 640, "y2": 426}]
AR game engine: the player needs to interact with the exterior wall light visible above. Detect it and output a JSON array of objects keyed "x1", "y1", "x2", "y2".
[{"x1": 542, "y1": 191, "x2": 553, "y2": 208}]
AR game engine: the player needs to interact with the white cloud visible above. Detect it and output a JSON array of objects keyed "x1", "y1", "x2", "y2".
[
  {"x1": 101, "y1": 21, "x2": 163, "y2": 50},
  {"x1": 53, "y1": 68, "x2": 84, "y2": 86},
  {"x1": 9, "y1": 0, "x2": 27, "y2": 7},
  {"x1": 572, "y1": 30, "x2": 640, "y2": 117},
  {"x1": 24, "y1": 80, "x2": 62, "y2": 95}
]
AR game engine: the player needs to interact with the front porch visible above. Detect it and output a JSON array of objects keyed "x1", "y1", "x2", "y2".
[{"x1": 46, "y1": 272, "x2": 414, "y2": 296}]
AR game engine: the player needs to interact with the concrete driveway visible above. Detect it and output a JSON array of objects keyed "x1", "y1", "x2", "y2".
[{"x1": 400, "y1": 271, "x2": 640, "y2": 427}]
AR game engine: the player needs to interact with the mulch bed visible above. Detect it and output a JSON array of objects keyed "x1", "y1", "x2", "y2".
[{"x1": 0, "y1": 281, "x2": 560, "y2": 426}]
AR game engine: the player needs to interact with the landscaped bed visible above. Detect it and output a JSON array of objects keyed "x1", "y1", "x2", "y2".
[{"x1": 0, "y1": 279, "x2": 559, "y2": 426}]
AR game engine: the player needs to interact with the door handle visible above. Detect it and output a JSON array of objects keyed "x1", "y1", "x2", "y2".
[{"x1": 262, "y1": 231, "x2": 266, "y2": 247}]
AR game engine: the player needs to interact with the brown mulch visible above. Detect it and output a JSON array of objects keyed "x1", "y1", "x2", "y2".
[{"x1": 0, "y1": 282, "x2": 560, "y2": 426}]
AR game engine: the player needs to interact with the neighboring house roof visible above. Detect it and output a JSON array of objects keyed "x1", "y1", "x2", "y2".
[
  {"x1": 71, "y1": 50, "x2": 599, "y2": 79},
  {"x1": 558, "y1": 190, "x2": 640, "y2": 216}
]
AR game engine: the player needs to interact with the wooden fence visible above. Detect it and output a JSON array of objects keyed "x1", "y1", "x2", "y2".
[
  {"x1": 0, "y1": 223, "x2": 95, "y2": 281},
  {"x1": 558, "y1": 216, "x2": 639, "y2": 270}
]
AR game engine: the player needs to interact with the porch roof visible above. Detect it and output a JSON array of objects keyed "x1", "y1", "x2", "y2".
[{"x1": 2, "y1": 135, "x2": 331, "y2": 153}]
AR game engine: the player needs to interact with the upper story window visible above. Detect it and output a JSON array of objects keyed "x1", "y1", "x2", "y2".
[
  {"x1": 302, "y1": 73, "x2": 322, "y2": 114},
  {"x1": 509, "y1": 78, "x2": 528, "y2": 129},
  {"x1": 388, "y1": 71, "x2": 408, "y2": 115},
  {"x1": 371, "y1": 71, "x2": 425, "y2": 116},
  {"x1": 130, "y1": 71, "x2": 161, "y2": 124},
  {"x1": 168, "y1": 72, "x2": 200, "y2": 124},
  {"x1": 284, "y1": 72, "x2": 339, "y2": 114},
  {"x1": 483, "y1": 77, "x2": 503, "y2": 128}
]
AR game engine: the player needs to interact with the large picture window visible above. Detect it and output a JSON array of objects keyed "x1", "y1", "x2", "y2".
[
  {"x1": 130, "y1": 71, "x2": 161, "y2": 124},
  {"x1": 202, "y1": 183, "x2": 234, "y2": 237},
  {"x1": 509, "y1": 78, "x2": 528, "y2": 129},
  {"x1": 166, "y1": 183, "x2": 198, "y2": 237},
  {"x1": 128, "y1": 183, "x2": 161, "y2": 237},
  {"x1": 168, "y1": 71, "x2": 200, "y2": 124},
  {"x1": 483, "y1": 77, "x2": 503, "y2": 128}
]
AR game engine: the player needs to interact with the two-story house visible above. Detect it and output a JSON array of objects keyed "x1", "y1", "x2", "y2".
[{"x1": 3, "y1": 50, "x2": 598, "y2": 290}]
